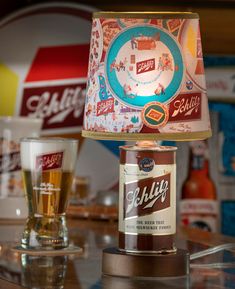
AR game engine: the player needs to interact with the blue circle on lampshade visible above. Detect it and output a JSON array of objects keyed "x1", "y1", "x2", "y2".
[{"x1": 105, "y1": 25, "x2": 184, "y2": 109}]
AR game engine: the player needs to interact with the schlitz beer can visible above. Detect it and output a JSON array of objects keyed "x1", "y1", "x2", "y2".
[{"x1": 119, "y1": 145, "x2": 177, "y2": 253}]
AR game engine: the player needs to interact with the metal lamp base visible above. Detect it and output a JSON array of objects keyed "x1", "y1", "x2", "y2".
[{"x1": 102, "y1": 247, "x2": 190, "y2": 278}]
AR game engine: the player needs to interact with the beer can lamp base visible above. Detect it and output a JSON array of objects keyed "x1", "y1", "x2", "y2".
[{"x1": 102, "y1": 247, "x2": 190, "y2": 278}]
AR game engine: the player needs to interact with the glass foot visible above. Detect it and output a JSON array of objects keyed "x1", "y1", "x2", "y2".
[{"x1": 21, "y1": 215, "x2": 68, "y2": 250}]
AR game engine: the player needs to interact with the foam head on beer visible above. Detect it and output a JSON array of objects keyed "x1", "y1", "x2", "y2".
[
  {"x1": 82, "y1": 12, "x2": 211, "y2": 142},
  {"x1": 20, "y1": 137, "x2": 78, "y2": 172}
]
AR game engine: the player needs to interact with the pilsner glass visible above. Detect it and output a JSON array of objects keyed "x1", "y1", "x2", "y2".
[{"x1": 20, "y1": 137, "x2": 78, "y2": 250}]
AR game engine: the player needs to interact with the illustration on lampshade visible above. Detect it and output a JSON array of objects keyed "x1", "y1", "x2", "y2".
[{"x1": 82, "y1": 12, "x2": 211, "y2": 141}]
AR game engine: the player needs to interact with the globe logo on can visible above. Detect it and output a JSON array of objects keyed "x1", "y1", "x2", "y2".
[{"x1": 139, "y1": 157, "x2": 155, "y2": 172}]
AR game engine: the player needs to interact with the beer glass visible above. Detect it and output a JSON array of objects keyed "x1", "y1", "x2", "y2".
[{"x1": 20, "y1": 137, "x2": 78, "y2": 250}]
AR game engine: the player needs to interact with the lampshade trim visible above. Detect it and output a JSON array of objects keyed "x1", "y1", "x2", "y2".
[
  {"x1": 82, "y1": 130, "x2": 212, "y2": 141},
  {"x1": 93, "y1": 12, "x2": 199, "y2": 19}
]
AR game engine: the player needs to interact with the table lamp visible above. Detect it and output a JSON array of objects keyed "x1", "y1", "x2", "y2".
[{"x1": 82, "y1": 11, "x2": 211, "y2": 278}]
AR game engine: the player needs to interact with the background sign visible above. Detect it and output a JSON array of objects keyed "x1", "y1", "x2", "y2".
[{"x1": 0, "y1": 2, "x2": 93, "y2": 134}]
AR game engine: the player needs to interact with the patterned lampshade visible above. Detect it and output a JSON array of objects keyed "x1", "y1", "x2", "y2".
[{"x1": 82, "y1": 12, "x2": 211, "y2": 141}]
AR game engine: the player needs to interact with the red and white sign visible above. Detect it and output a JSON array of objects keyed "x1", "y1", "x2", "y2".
[
  {"x1": 169, "y1": 93, "x2": 201, "y2": 122},
  {"x1": 20, "y1": 44, "x2": 89, "y2": 131},
  {"x1": 0, "y1": 2, "x2": 95, "y2": 134},
  {"x1": 96, "y1": 98, "x2": 115, "y2": 116},
  {"x1": 136, "y1": 58, "x2": 155, "y2": 74},
  {"x1": 36, "y1": 151, "x2": 63, "y2": 171}
]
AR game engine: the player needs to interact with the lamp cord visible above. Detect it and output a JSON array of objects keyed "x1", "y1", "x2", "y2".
[{"x1": 190, "y1": 243, "x2": 235, "y2": 269}]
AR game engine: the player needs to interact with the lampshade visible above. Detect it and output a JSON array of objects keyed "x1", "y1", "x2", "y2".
[{"x1": 82, "y1": 12, "x2": 211, "y2": 141}]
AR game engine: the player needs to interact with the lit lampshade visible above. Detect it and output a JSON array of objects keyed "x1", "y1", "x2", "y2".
[{"x1": 82, "y1": 12, "x2": 211, "y2": 141}]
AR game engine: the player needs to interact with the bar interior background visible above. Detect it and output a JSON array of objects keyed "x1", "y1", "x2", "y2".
[{"x1": 0, "y1": 0, "x2": 235, "y2": 236}]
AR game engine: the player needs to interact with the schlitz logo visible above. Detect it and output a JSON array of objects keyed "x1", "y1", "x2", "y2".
[
  {"x1": 167, "y1": 19, "x2": 181, "y2": 33},
  {"x1": 136, "y1": 58, "x2": 155, "y2": 75},
  {"x1": 0, "y1": 152, "x2": 21, "y2": 174},
  {"x1": 20, "y1": 84, "x2": 85, "y2": 130},
  {"x1": 147, "y1": 108, "x2": 164, "y2": 122},
  {"x1": 142, "y1": 102, "x2": 169, "y2": 129},
  {"x1": 36, "y1": 151, "x2": 63, "y2": 171},
  {"x1": 124, "y1": 173, "x2": 170, "y2": 219},
  {"x1": 169, "y1": 93, "x2": 201, "y2": 121},
  {"x1": 20, "y1": 44, "x2": 89, "y2": 131},
  {"x1": 97, "y1": 98, "x2": 114, "y2": 116}
]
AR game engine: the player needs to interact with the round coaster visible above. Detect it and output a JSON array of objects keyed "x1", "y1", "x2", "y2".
[
  {"x1": 102, "y1": 247, "x2": 190, "y2": 278},
  {"x1": 12, "y1": 245, "x2": 83, "y2": 256}
]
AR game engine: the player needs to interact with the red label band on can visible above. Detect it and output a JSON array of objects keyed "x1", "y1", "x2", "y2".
[{"x1": 119, "y1": 145, "x2": 177, "y2": 253}]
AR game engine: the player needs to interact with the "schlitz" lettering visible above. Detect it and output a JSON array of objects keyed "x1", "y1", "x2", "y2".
[
  {"x1": 169, "y1": 93, "x2": 201, "y2": 121},
  {"x1": 36, "y1": 151, "x2": 63, "y2": 171},
  {"x1": 136, "y1": 58, "x2": 155, "y2": 75},
  {"x1": 96, "y1": 98, "x2": 114, "y2": 116},
  {"x1": 124, "y1": 173, "x2": 170, "y2": 218},
  {"x1": 20, "y1": 84, "x2": 86, "y2": 130}
]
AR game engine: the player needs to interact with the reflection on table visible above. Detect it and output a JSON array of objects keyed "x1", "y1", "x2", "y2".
[{"x1": 0, "y1": 219, "x2": 234, "y2": 288}]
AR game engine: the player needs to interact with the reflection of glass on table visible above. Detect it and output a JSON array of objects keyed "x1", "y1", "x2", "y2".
[
  {"x1": 21, "y1": 254, "x2": 68, "y2": 289},
  {"x1": 70, "y1": 176, "x2": 90, "y2": 206}
]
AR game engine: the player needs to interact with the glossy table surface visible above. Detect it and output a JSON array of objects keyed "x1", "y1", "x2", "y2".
[{"x1": 0, "y1": 218, "x2": 235, "y2": 289}]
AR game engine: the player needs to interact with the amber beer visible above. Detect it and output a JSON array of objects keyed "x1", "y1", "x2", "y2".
[
  {"x1": 20, "y1": 138, "x2": 78, "y2": 249},
  {"x1": 119, "y1": 144, "x2": 176, "y2": 253},
  {"x1": 180, "y1": 140, "x2": 218, "y2": 232},
  {"x1": 22, "y1": 170, "x2": 73, "y2": 217}
]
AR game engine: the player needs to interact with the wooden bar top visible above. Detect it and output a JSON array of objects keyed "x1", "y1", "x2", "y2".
[{"x1": 0, "y1": 218, "x2": 234, "y2": 288}]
